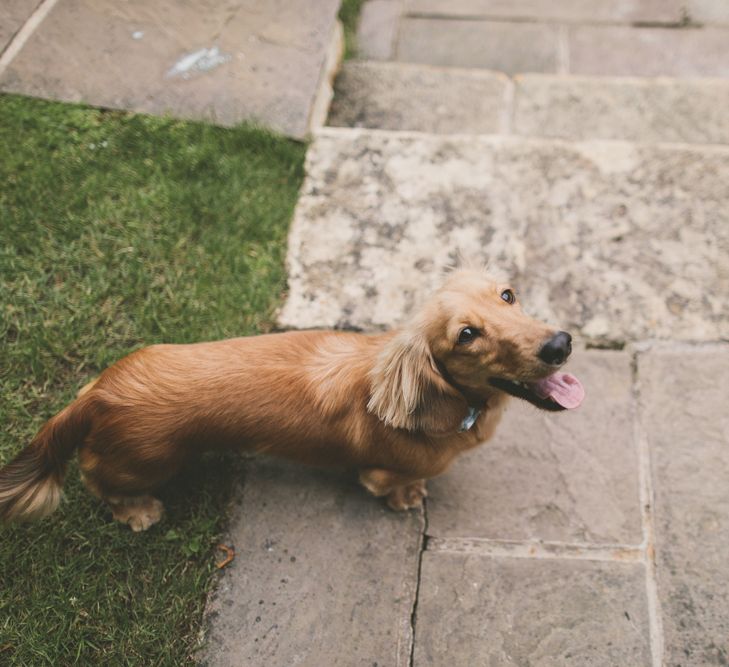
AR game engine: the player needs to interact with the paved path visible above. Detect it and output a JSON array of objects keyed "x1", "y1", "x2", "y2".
[
  {"x1": 206, "y1": 1, "x2": 729, "y2": 665},
  {"x1": 205, "y1": 344, "x2": 729, "y2": 666}
]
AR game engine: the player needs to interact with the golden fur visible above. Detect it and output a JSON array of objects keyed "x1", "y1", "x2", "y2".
[{"x1": 0, "y1": 269, "x2": 566, "y2": 530}]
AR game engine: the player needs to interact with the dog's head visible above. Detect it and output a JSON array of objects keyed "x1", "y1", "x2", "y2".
[{"x1": 368, "y1": 269, "x2": 584, "y2": 432}]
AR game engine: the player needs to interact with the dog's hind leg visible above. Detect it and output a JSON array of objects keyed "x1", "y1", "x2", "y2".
[
  {"x1": 358, "y1": 468, "x2": 428, "y2": 511},
  {"x1": 81, "y1": 470, "x2": 165, "y2": 532}
]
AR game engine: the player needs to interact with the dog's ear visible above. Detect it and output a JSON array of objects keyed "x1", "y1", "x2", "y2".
[{"x1": 368, "y1": 331, "x2": 464, "y2": 432}]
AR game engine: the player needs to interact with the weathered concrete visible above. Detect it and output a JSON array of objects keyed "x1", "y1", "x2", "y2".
[
  {"x1": 280, "y1": 128, "x2": 729, "y2": 343},
  {"x1": 639, "y1": 345, "x2": 729, "y2": 666},
  {"x1": 356, "y1": 0, "x2": 402, "y2": 61},
  {"x1": 328, "y1": 61, "x2": 509, "y2": 134},
  {"x1": 427, "y1": 350, "x2": 642, "y2": 544},
  {"x1": 514, "y1": 74, "x2": 729, "y2": 145},
  {"x1": 202, "y1": 458, "x2": 423, "y2": 666},
  {"x1": 0, "y1": 0, "x2": 342, "y2": 139},
  {"x1": 413, "y1": 553, "x2": 651, "y2": 666},
  {"x1": 396, "y1": 18, "x2": 559, "y2": 73},
  {"x1": 0, "y1": 0, "x2": 38, "y2": 53},
  {"x1": 406, "y1": 0, "x2": 684, "y2": 24},
  {"x1": 568, "y1": 24, "x2": 729, "y2": 78}
]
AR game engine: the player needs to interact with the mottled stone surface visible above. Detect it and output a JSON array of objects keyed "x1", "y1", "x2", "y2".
[
  {"x1": 396, "y1": 18, "x2": 559, "y2": 72},
  {"x1": 514, "y1": 74, "x2": 729, "y2": 144},
  {"x1": 406, "y1": 0, "x2": 684, "y2": 24},
  {"x1": 328, "y1": 61, "x2": 509, "y2": 134},
  {"x1": 280, "y1": 129, "x2": 729, "y2": 342},
  {"x1": 202, "y1": 458, "x2": 423, "y2": 666},
  {"x1": 356, "y1": 0, "x2": 402, "y2": 60},
  {"x1": 568, "y1": 25, "x2": 729, "y2": 78},
  {"x1": 0, "y1": 0, "x2": 341, "y2": 138},
  {"x1": 0, "y1": 0, "x2": 37, "y2": 52},
  {"x1": 413, "y1": 553, "x2": 651, "y2": 666},
  {"x1": 427, "y1": 350, "x2": 642, "y2": 544},
  {"x1": 639, "y1": 345, "x2": 729, "y2": 666}
]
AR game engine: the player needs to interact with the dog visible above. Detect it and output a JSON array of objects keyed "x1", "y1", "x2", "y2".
[{"x1": 0, "y1": 268, "x2": 584, "y2": 531}]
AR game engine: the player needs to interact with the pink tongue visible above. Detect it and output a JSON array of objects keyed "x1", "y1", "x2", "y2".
[{"x1": 531, "y1": 373, "x2": 585, "y2": 409}]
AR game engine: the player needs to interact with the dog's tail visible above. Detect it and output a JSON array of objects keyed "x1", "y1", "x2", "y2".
[{"x1": 0, "y1": 396, "x2": 94, "y2": 522}]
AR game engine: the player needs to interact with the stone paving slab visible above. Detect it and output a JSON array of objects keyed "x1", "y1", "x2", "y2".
[
  {"x1": 328, "y1": 61, "x2": 509, "y2": 134},
  {"x1": 0, "y1": 0, "x2": 341, "y2": 139},
  {"x1": 568, "y1": 24, "x2": 729, "y2": 78},
  {"x1": 406, "y1": 0, "x2": 684, "y2": 24},
  {"x1": 514, "y1": 74, "x2": 729, "y2": 144},
  {"x1": 413, "y1": 553, "x2": 651, "y2": 666},
  {"x1": 0, "y1": 0, "x2": 38, "y2": 53},
  {"x1": 202, "y1": 458, "x2": 423, "y2": 667},
  {"x1": 427, "y1": 350, "x2": 642, "y2": 545},
  {"x1": 356, "y1": 0, "x2": 402, "y2": 61},
  {"x1": 388, "y1": 11, "x2": 729, "y2": 79},
  {"x1": 280, "y1": 128, "x2": 729, "y2": 343},
  {"x1": 329, "y1": 61, "x2": 729, "y2": 144},
  {"x1": 639, "y1": 345, "x2": 729, "y2": 666},
  {"x1": 396, "y1": 17, "x2": 559, "y2": 72}
]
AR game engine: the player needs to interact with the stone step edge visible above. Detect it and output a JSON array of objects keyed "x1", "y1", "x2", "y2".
[
  {"x1": 315, "y1": 124, "x2": 729, "y2": 155},
  {"x1": 401, "y1": 10, "x2": 707, "y2": 29},
  {"x1": 307, "y1": 20, "x2": 344, "y2": 137},
  {"x1": 340, "y1": 59, "x2": 729, "y2": 88}
]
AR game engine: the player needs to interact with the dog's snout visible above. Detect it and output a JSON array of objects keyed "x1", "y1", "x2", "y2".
[{"x1": 538, "y1": 331, "x2": 572, "y2": 366}]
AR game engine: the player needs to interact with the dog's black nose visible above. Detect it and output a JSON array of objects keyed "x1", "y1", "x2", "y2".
[{"x1": 538, "y1": 331, "x2": 572, "y2": 365}]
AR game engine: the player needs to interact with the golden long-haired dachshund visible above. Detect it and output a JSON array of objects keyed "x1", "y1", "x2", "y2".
[{"x1": 0, "y1": 269, "x2": 584, "y2": 531}]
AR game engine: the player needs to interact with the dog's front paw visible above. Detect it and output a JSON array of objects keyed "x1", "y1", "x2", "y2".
[{"x1": 386, "y1": 480, "x2": 427, "y2": 511}]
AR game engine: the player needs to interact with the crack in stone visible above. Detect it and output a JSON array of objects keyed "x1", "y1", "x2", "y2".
[{"x1": 407, "y1": 499, "x2": 428, "y2": 667}]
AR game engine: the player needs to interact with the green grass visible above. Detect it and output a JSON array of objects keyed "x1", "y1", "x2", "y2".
[
  {"x1": 338, "y1": 0, "x2": 366, "y2": 59},
  {"x1": 0, "y1": 94, "x2": 306, "y2": 665}
]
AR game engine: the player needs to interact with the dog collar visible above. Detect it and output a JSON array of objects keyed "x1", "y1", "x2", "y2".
[{"x1": 458, "y1": 406, "x2": 481, "y2": 432}]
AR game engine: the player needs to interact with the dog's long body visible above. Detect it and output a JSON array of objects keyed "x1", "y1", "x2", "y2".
[{"x1": 0, "y1": 269, "x2": 583, "y2": 530}]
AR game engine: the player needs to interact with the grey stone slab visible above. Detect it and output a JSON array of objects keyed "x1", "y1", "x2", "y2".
[
  {"x1": 0, "y1": 0, "x2": 341, "y2": 139},
  {"x1": 396, "y1": 17, "x2": 559, "y2": 73},
  {"x1": 328, "y1": 61, "x2": 509, "y2": 133},
  {"x1": 280, "y1": 129, "x2": 729, "y2": 343},
  {"x1": 514, "y1": 74, "x2": 729, "y2": 144},
  {"x1": 0, "y1": 0, "x2": 37, "y2": 52},
  {"x1": 639, "y1": 345, "x2": 729, "y2": 666},
  {"x1": 426, "y1": 350, "x2": 642, "y2": 544},
  {"x1": 201, "y1": 458, "x2": 423, "y2": 667},
  {"x1": 568, "y1": 25, "x2": 729, "y2": 78},
  {"x1": 687, "y1": 0, "x2": 729, "y2": 25},
  {"x1": 357, "y1": 0, "x2": 402, "y2": 60},
  {"x1": 413, "y1": 552, "x2": 652, "y2": 666},
  {"x1": 406, "y1": 0, "x2": 684, "y2": 24}
]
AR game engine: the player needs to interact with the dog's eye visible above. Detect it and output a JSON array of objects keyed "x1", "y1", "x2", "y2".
[
  {"x1": 501, "y1": 289, "x2": 516, "y2": 305},
  {"x1": 457, "y1": 327, "x2": 479, "y2": 344}
]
